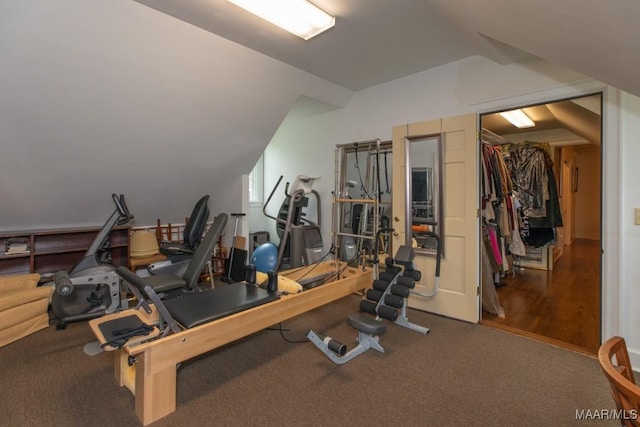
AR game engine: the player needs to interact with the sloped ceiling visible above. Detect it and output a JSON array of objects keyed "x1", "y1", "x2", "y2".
[
  {"x1": 135, "y1": 0, "x2": 640, "y2": 96},
  {"x1": 1, "y1": 0, "x2": 638, "y2": 231},
  {"x1": 431, "y1": 0, "x2": 640, "y2": 96},
  {"x1": 0, "y1": 1, "x2": 352, "y2": 231},
  {"x1": 133, "y1": 0, "x2": 521, "y2": 91}
]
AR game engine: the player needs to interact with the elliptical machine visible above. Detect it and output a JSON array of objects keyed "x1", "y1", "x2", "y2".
[
  {"x1": 51, "y1": 193, "x2": 134, "y2": 329},
  {"x1": 261, "y1": 175, "x2": 324, "y2": 270}
]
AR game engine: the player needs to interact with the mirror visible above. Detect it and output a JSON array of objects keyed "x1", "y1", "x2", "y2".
[
  {"x1": 335, "y1": 141, "x2": 393, "y2": 261},
  {"x1": 405, "y1": 135, "x2": 444, "y2": 255}
]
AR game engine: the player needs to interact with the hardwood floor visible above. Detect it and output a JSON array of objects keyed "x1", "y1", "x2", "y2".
[{"x1": 481, "y1": 238, "x2": 601, "y2": 354}]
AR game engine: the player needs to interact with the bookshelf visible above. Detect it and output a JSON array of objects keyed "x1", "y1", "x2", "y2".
[{"x1": 0, "y1": 226, "x2": 130, "y2": 277}]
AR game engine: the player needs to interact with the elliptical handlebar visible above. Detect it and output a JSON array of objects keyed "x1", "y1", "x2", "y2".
[
  {"x1": 262, "y1": 175, "x2": 284, "y2": 223},
  {"x1": 112, "y1": 193, "x2": 134, "y2": 225}
]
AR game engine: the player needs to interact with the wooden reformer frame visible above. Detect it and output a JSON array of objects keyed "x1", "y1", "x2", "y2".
[{"x1": 89, "y1": 261, "x2": 372, "y2": 425}]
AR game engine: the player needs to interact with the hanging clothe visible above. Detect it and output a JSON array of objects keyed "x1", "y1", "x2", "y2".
[
  {"x1": 481, "y1": 133, "x2": 565, "y2": 266},
  {"x1": 505, "y1": 142, "x2": 549, "y2": 218},
  {"x1": 504, "y1": 141, "x2": 562, "y2": 247}
]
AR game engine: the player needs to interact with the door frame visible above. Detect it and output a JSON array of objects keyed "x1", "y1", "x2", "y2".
[{"x1": 474, "y1": 83, "x2": 619, "y2": 339}]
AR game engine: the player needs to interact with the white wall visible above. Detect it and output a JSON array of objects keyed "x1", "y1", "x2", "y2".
[
  {"x1": 620, "y1": 92, "x2": 640, "y2": 367},
  {"x1": 258, "y1": 55, "x2": 639, "y2": 367},
  {"x1": 0, "y1": 0, "x2": 353, "y2": 231},
  {"x1": 259, "y1": 56, "x2": 595, "y2": 250}
]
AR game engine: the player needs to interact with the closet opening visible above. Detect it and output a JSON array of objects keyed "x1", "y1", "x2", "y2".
[{"x1": 479, "y1": 93, "x2": 603, "y2": 355}]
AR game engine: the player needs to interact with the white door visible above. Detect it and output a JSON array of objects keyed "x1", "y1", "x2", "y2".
[{"x1": 392, "y1": 114, "x2": 479, "y2": 323}]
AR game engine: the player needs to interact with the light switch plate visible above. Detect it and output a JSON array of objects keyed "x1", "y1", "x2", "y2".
[{"x1": 636, "y1": 208, "x2": 640, "y2": 225}]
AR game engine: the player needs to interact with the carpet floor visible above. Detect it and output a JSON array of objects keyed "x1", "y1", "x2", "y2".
[{"x1": 0, "y1": 294, "x2": 617, "y2": 426}]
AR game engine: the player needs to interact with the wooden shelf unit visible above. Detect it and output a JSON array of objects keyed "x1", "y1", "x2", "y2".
[{"x1": 0, "y1": 226, "x2": 130, "y2": 276}]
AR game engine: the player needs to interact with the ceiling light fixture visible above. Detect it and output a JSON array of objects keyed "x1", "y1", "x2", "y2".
[
  {"x1": 227, "y1": 0, "x2": 335, "y2": 40},
  {"x1": 499, "y1": 109, "x2": 535, "y2": 128}
]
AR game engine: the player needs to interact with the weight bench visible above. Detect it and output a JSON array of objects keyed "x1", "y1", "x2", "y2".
[
  {"x1": 88, "y1": 260, "x2": 372, "y2": 425},
  {"x1": 307, "y1": 245, "x2": 429, "y2": 364},
  {"x1": 307, "y1": 313, "x2": 387, "y2": 364}
]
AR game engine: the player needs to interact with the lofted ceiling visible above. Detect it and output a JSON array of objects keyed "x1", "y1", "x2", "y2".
[
  {"x1": 134, "y1": 0, "x2": 480, "y2": 91},
  {"x1": 135, "y1": 0, "x2": 640, "y2": 95},
  {"x1": 1, "y1": 1, "x2": 636, "y2": 231},
  {"x1": 132, "y1": 1, "x2": 630, "y2": 153}
]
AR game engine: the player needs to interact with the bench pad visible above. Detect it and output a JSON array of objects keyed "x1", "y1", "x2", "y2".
[{"x1": 163, "y1": 283, "x2": 279, "y2": 329}]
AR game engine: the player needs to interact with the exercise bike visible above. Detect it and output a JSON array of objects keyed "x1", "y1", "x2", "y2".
[{"x1": 50, "y1": 193, "x2": 134, "y2": 329}]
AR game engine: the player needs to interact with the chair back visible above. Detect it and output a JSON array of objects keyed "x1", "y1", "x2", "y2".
[
  {"x1": 182, "y1": 195, "x2": 210, "y2": 250},
  {"x1": 598, "y1": 336, "x2": 640, "y2": 426},
  {"x1": 182, "y1": 213, "x2": 228, "y2": 290}
]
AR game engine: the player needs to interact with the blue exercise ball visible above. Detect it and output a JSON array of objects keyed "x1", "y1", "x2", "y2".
[{"x1": 251, "y1": 242, "x2": 278, "y2": 272}]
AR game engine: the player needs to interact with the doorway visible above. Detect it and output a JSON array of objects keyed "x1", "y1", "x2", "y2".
[{"x1": 479, "y1": 93, "x2": 603, "y2": 354}]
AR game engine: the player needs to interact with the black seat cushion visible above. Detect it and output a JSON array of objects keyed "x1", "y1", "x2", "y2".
[
  {"x1": 159, "y1": 242, "x2": 194, "y2": 256},
  {"x1": 347, "y1": 313, "x2": 387, "y2": 335},
  {"x1": 163, "y1": 283, "x2": 279, "y2": 329}
]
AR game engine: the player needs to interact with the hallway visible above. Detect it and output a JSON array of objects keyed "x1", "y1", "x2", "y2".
[{"x1": 482, "y1": 239, "x2": 601, "y2": 354}]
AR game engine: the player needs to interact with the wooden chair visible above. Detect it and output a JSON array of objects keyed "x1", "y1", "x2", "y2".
[
  {"x1": 155, "y1": 219, "x2": 182, "y2": 244},
  {"x1": 598, "y1": 336, "x2": 640, "y2": 426}
]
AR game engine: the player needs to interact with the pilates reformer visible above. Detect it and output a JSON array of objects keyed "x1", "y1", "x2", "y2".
[
  {"x1": 88, "y1": 258, "x2": 373, "y2": 425},
  {"x1": 308, "y1": 243, "x2": 437, "y2": 364}
]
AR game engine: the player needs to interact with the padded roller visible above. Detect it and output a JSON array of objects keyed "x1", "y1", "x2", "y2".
[
  {"x1": 377, "y1": 305, "x2": 398, "y2": 321},
  {"x1": 359, "y1": 300, "x2": 378, "y2": 315},
  {"x1": 385, "y1": 257, "x2": 395, "y2": 267},
  {"x1": 397, "y1": 275, "x2": 416, "y2": 288},
  {"x1": 390, "y1": 284, "x2": 410, "y2": 298},
  {"x1": 314, "y1": 332, "x2": 347, "y2": 356},
  {"x1": 379, "y1": 271, "x2": 398, "y2": 283},
  {"x1": 373, "y1": 279, "x2": 390, "y2": 292},
  {"x1": 327, "y1": 338, "x2": 347, "y2": 356},
  {"x1": 386, "y1": 266, "x2": 402, "y2": 275},
  {"x1": 384, "y1": 294, "x2": 404, "y2": 309},
  {"x1": 403, "y1": 270, "x2": 421, "y2": 281},
  {"x1": 366, "y1": 289, "x2": 384, "y2": 302}
]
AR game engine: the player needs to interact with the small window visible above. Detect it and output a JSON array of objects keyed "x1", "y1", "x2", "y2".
[{"x1": 249, "y1": 154, "x2": 264, "y2": 204}]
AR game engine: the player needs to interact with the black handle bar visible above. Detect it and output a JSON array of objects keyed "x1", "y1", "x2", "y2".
[{"x1": 112, "y1": 193, "x2": 134, "y2": 225}]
